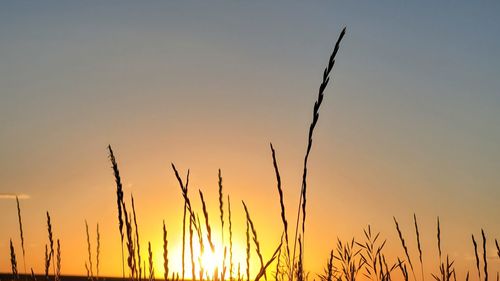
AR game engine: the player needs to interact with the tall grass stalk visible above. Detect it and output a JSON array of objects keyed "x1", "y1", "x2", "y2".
[
  {"x1": 437, "y1": 217, "x2": 442, "y2": 263},
  {"x1": 270, "y1": 143, "x2": 290, "y2": 261},
  {"x1": 163, "y1": 221, "x2": 169, "y2": 281},
  {"x1": 242, "y1": 201, "x2": 265, "y2": 280},
  {"x1": 218, "y1": 169, "x2": 225, "y2": 244},
  {"x1": 85, "y1": 220, "x2": 94, "y2": 281},
  {"x1": 96, "y1": 223, "x2": 100, "y2": 281},
  {"x1": 199, "y1": 190, "x2": 215, "y2": 253},
  {"x1": 246, "y1": 220, "x2": 250, "y2": 281},
  {"x1": 413, "y1": 214, "x2": 424, "y2": 281},
  {"x1": 108, "y1": 145, "x2": 125, "y2": 279},
  {"x1": 218, "y1": 169, "x2": 226, "y2": 280},
  {"x1": 189, "y1": 218, "x2": 196, "y2": 281},
  {"x1": 46, "y1": 212, "x2": 55, "y2": 281},
  {"x1": 132, "y1": 194, "x2": 142, "y2": 281},
  {"x1": 56, "y1": 240, "x2": 61, "y2": 281},
  {"x1": 393, "y1": 217, "x2": 416, "y2": 281},
  {"x1": 481, "y1": 230, "x2": 488, "y2": 281},
  {"x1": 472, "y1": 234, "x2": 481, "y2": 281},
  {"x1": 123, "y1": 201, "x2": 137, "y2": 280},
  {"x1": 495, "y1": 239, "x2": 500, "y2": 258},
  {"x1": 44, "y1": 245, "x2": 50, "y2": 280},
  {"x1": 148, "y1": 242, "x2": 154, "y2": 281},
  {"x1": 291, "y1": 27, "x2": 346, "y2": 279},
  {"x1": 16, "y1": 196, "x2": 27, "y2": 277},
  {"x1": 10, "y1": 239, "x2": 19, "y2": 280},
  {"x1": 182, "y1": 170, "x2": 190, "y2": 281},
  {"x1": 182, "y1": 199, "x2": 187, "y2": 281},
  {"x1": 172, "y1": 164, "x2": 196, "y2": 229},
  {"x1": 228, "y1": 195, "x2": 234, "y2": 281}
]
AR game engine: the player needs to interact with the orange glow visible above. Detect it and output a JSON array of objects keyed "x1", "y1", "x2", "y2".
[{"x1": 151, "y1": 232, "x2": 257, "y2": 280}]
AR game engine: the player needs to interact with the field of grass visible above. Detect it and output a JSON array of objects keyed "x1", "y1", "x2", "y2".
[{"x1": 3, "y1": 27, "x2": 500, "y2": 281}]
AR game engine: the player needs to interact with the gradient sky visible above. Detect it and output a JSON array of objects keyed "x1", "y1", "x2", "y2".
[{"x1": 1, "y1": 1, "x2": 499, "y2": 279}]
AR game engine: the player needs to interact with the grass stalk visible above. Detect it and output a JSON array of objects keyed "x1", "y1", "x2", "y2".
[
  {"x1": 482, "y1": 230, "x2": 488, "y2": 281},
  {"x1": 413, "y1": 214, "x2": 424, "y2": 281},
  {"x1": 199, "y1": 190, "x2": 216, "y2": 253},
  {"x1": 189, "y1": 217, "x2": 196, "y2": 281},
  {"x1": 218, "y1": 169, "x2": 225, "y2": 244},
  {"x1": 182, "y1": 200, "x2": 187, "y2": 281},
  {"x1": 44, "y1": 245, "x2": 50, "y2": 280},
  {"x1": 495, "y1": 239, "x2": 500, "y2": 258},
  {"x1": 148, "y1": 242, "x2": 154, "y2": 281},
  {"x1": 270, "y1": 143, "x2": 290, "y2": 261},
  {"x1": 472, "y1": 234, "x2": 481, "y2": 281},
  {"x1": 96, "y1": 223, "x2": 100, "y2": 281},
  {"x1": 242, "y1": 201, "x2": 265, "y2": 280},
  {"x1": 108, "y1": 145, "x2": 126, "y2": 279},
  {"x1": 10, "y1": 239, "x2": 19, "y2": 280},
  {"x1": 437, "y1": 217, "x2": 442, "y2": 263},
  {"x1": 228, "y1": 195, "x2": 234, "y2": 281},
  {"x1": 56, "y1": 240, "x2": 61, "y2": 281},
  {"x1": 218, "y1": 169, "x2": 226, "y2": 280},
  {"x1": 393, "y1": 217, "x2": 416, "y2": 281},
  {"x1": 163, "y1": 221, "x2": 169, "y2": 281},
  {"x1": 132, "y1": 194, "x2": 142, "y2": 281},
  {"x1": 246, "y1": 220, "x2": 250, "y2": 281},
  {"x1": 46, "y1": 212, "x2": 55, "y2": 281},
  {"x1": 16, "y1": 196, "x2": 27, "y2": 277},
  {"x1": 291, "y1": 27, "x2": 346, "y2": 279},
  {"x1": 123, "y1": 201, "x2": 137, "y2": 280},
  {"x1": 85, "y1": 220, "x2": 94, "y2": 281}
]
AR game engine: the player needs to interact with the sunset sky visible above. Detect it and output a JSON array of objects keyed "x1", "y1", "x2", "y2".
[{"x1": 1, "y1": 1, "x2": 499, "y2": 279}]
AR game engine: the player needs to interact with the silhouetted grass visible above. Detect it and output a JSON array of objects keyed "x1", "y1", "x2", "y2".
[
  {"x1": 16, "y1": 196, "x2": 26, "y2": 277},
  {"x1": 131, "y1": 195, "x2": 142, "y2": 281},
  {"x1": 228, "y1": 195, "x2": 234, "y2": 281},
  {"x1": 6, "y1": 26, "x2": 500, "y2": 281},
  {"x1": 163, "y1": 221, "x2": 169, "y2": 281},
  {"x1": 108, "y1": 145, "x2": 125, "y2": 279},
  {"x1": 56, "y1": 240, "x2": 61, "y2": 281},
  {"x1": 10, "y1": 239, "x2": 18, "y2": 280},
  {"x1": 96, "y1": 224, "x2": 100, "y2": 281},
  {"x1": 85, "y1": 220, "x2": 93, "y2": 281},
  {"x1": 148, "y1": 241, "x2": 154, "y2": 281},
  {"x1": 413, "y1": 214, "x2": 423, "y2": 281},
  {"x1": 291, "y1": 27, "x2": 347, "y2": 280},
  {"x1": 394, "y1": 217, "x2": 416, "y2": 281}
]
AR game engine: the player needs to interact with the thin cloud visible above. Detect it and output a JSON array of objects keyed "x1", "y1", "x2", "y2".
[{"x1": 0, "y1": 193, "x2": 30, "y2": 200}]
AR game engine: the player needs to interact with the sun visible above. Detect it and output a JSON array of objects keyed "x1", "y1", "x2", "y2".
[
  {"x1": 199, "y1": 248, "x2": 224, "y2": 278},
  {"x1": 155, "y1": 236, "x2": 238, "y2": 280}
]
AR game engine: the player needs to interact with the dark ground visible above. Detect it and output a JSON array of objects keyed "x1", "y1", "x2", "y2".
[{"x1": 0, "y1": 275, "x2": 130, "y2": 281}]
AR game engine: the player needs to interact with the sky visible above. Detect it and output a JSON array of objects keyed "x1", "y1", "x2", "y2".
[{"x1": 1, "y1": 0, "x2": 499, "y2": 279}]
